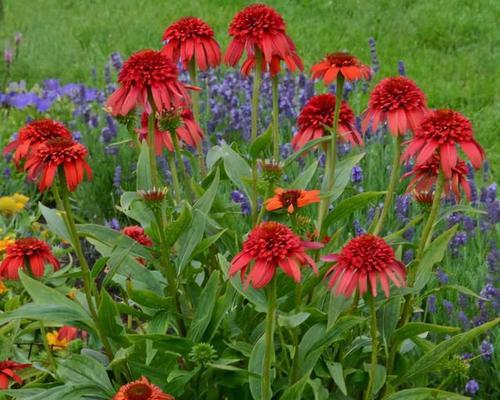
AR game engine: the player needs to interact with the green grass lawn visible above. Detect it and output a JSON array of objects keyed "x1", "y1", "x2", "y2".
[{"x1": 1, "y1": 0, "x2": 499, "y2": 173}]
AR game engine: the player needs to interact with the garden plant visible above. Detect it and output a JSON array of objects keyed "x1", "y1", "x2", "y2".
[{"x1": 0, "y1": 2, "x2": 498, "y2": 400}]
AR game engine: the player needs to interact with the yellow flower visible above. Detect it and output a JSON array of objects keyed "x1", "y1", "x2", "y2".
[
  {"x1": 46, "y1": 331, "x2": 70, "y2": 350},
  {"x1": 0, "y1": 236, "x2": 15, "y2": 252},
  {"x1": 67, "y1": 289, "x2": 77, "y2": 300},
  {"x1": 12, "y1": 193, "x2": 29, "y2": 205},
  {"x1": 0, "y1": 280, "x2": 8, "y2": 295},
  {"x1": 0, "y1": 197, "x2": 17, "y2": 214}
]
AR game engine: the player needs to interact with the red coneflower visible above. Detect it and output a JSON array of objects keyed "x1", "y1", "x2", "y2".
[
  {"x1": 322, "y1": 234, "x2": 406, "y2": 298},
  {"x1": 162, "y1": 17, "x2": 221, "y2": 71},
  {"x1": 113, "y1": 376, "x2": 174, "y2": 400},
  {"x1": 292, "y1": 93, "x2": 363, "y2": 151},
  {"x1": 230, "y1": 222, "x2": 322, "y2": 289},
  {"x1": 362, "y1": 77, "x2": 428, "y2": 135},
  {"x1": 0, "y1": 360, "x2": 31, "y2": 389},
  {"x1": 0, "y1": 238, "x2": 60, "y2": 280},
  {"x1": 402, "y1": 109, "x2": 485, "y2": 178},
  {"x1": 106, "y1": 49, "x2": 197, "y2": 116},
  {"x1": 3, "y1": 119, "x2": 72, "y2": 164},
  {"x1": 403, "y1": 153, "x2": 472, "y2": 201},
  {"x1": 265, "y1": 188, "x2": 320, "y2": 213},
  {"x1": 311, "y1": 52, "x2": 371, "y2": 84},
  {"x1": 224, "y1": 3, "x2": 303, "y2": 76},
  {"x1": 24, "y1": 137, "x2": 92, "y2": 192},
  {"x1": 46, "y1": 326, "x2": 79, "y2": 350},
  {"x1": 123, "y1": 226, "x2": 153, "y2": 247}
]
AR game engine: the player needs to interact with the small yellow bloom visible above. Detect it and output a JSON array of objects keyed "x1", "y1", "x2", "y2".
[
  {"x1": 0, "y1": 236, "x2": 15, "y2": 252},
  {"x1": 0, "y1": 280, "x2": 8, "y2": 295},
  {"x1": 12, "y1": 193, "x2": 29, "y2": 205},
  {"x1": 0, "y1": 197, "x2": 17, "y2": 214},
  {"x1": 67, "y1": 289, "x2": 77, "y2": 300},
  {"x1": 46, "y1": 331, "x2": 70, "y2": 350}
]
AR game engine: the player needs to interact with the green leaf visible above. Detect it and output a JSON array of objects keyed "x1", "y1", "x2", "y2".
[
  {"x1": 38, "y1": 203, "x2": 71, "y2": 242},
  {"x1": 136, "y1": 141, "x2": 152, "y2": 190},
  {"x1": 98, "y1": 290, "x2": 125, "y2": 341},
  {"x1": 396, "y1": 318, "x2": 500, "y2": 383},
  {"x1": 279, "y1": 374, "x2": 309, "y2": 400},
  {"x1": 377, "y1": 297, "x2": 401, "y2": 351},
  {"x1": 366, "y1": 364, "x2": 386, "y2": 395},
  {"x1": 57, "y1": 354, "x2": 115, "y2": 397},
  {"x1": 384, "y1": 388, "x2": 469, "y2": 400},
  {"x1": 127, "y1": 334, "x2": 193, "y2": 355},
  {"x1": 188, "y1": 271, "x2": 220, "y2": 343},
  {"x1": 219, "y1": 143, "x2": 252, "y2": 196},
  {"x1": 437, "y1": 204, "x2": 486, "y2": 224},
  {"x1": 326, "y1": 362, "x2": 347, "y2": 395},
  {"x1": 249, "y1": 126, "x2": 272, "y2": 159},
  {"x1": 290, "y1": 161, "x2": 318, "y2": 189},
  {"x1": 414, "y1": 225, "x2": 458, "y2": 291},
  {"x1": 323, "y1": 191, "x2": 386, "y2": 229},
  {"x1": 393, "y1": 322, "x2": 461, "y2": 342},
  {"x1": 277, "y1": 312, "x2": 310, "y2": 329},
  {"x1": 164, "y1": 202, "x2": 193, "y2": 247},
  {"x1": 118, "y1": 191, "x2": 154, "y2": 228},
  {"x1": 249, "y1": 335, "x2": 265, "y2": 400},
  {"x1": 423, "y1": 284, "x2": 488, "y2": 301},
  {"x1": 194, "y1": 168, "x2": 220, "y2": 214},
  {"x1": 127, "y1": 286, "x2": 172, "y2": 310},
  {"x1": 192, "y1": 229, "x2": 227, "y2": 258},
  {"x1": 284, "y1": 136, "x2": 331, "y2": 166}
]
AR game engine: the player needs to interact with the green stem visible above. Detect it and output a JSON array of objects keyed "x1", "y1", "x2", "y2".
[
  {"x1": 154, "y1": 208, "x2": 186, "y2": 336},
  {"x1": 317, "y1": 76, "x2": 344, "y2": 235},
  {"x1": 397, "y1": 170, "x2": 445, "y2": 329},
  {"x1": 250, "y1": 50, "x2": 262, "y2": 224},
  {"x1": 272, "y1": 74, "x2": 280, "y2": 161},
  {"x1": 167, "y1": 152, "x2": 181, "y2": 204},
  {"x1": 373, "y1": 135, "x2": 403, "y2": 236},
  {"x1": 57, "y1": 175, "x2": 114, "y2": 360},
  {"x1": 364, "y1": 295, "x2": 378, "y2": 400},
  {"x1": 262, "y1": 278, "x2": 277, "y2": 400},
  {"x1": 188, "y1": 60, "x2": 206, "y2": 178},
  {"x1": 39, "y1": 321, "x2": 56, "y2": 370},
  {"x1": 146, "y1": 95, "x2": 159, "y2": 188},
  {"x1": 171, "y1": 132, "x2": 194, "y2": 201}
]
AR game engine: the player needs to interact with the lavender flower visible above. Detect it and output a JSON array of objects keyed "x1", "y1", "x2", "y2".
[
  {"x1": 436, "y1": 268, "x2": 449, "y2": 285},
  {"x1": 465, "y1": 380, "x2": 479, "y2": 395},
  {"x1": 427, "y1": 295, "x2": 437, "y2": 314},
  {"x1": 368, "y1": 37, "x2": 380, "y2": 73},
  {"x1": 105, "y1": 218, "x2": 120, "y2": 231},
  {"x1": 450, "y1": 231, "x2": 467, "y2": 255},
  {"x1": 480, "y1": 340, "x2": 493, "y2": 360},
  {"x1": 403, "y1": 249, "x2": 414, "y2": 265},
  {"x1": 398, "y1": 60, "x2": 406, "y2": 76},
  {"x1": 353, "y1": 220, "x2": 365, "y2": 236},
  {"x1": 110, "y1": 52, "x2": 123, "y2": 71},
  {"x1": 113, "y1": 166, "x2": 122, "y2": 191},
  {"x1": 442, "y1": 299, "x2": 454, "y2": 313},
  {"x1": 462, "y1": 216, "x2": 477, "y2": 232},
  {"x1": 231, "y1": 190, "x2": 250, "y2": 216},
  {"x1": 3, "y1": 47, "x2": 13, "y2": 64},
  {"x1": 395, "y1": 195, "x2": 411, "y2": 223},
  {"x1": 458, "y1": 311, "x2": 469, "y2": 330},
  {"x1": 403, "y1": 226, "x2": 415, "y2": 241},
  {"x1": 351, "y1": 165, "x2": 363, "y2": 184}
]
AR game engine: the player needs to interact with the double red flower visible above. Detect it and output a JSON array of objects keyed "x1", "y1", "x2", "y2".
[
  {"x1": 293, "y1": 93, "x2": 363, "y2": 151},
  {"x1": 322, "y1": 234, "x2": 406, "y2": 298},
  {"x1": 402, "y1": 109, "x2": 485, "y2": 178},
  {"x1": 106, "y1": 49, "x2": 196, "y2": 116},
  {"x1": 0, "y1": 360, "x2": 31, "y2": 389},
  {"x1": 311, "y1": 52, "x2": 371, "y2": 84},
  {"x1": 363, "y1": 76, "x2": 428, "y2": 135},
  {"x1": 24, "y1": 137, "x2": 92, "y2": 192},
  {"x1": 225, "y1": 4, "x2": 303, "y2": 76},
  {"x1": 123, "y1": 226, "x2": 153, "y2": 247},
  {"x1": 0, "y1": 238, "x2": 60, "y2": 280},
  {"x1": 230, "y1": 222, "x2": 321, "y2": 289},
  {"x1": 3, "y1": 119, "x2": 72, "y2": 165},
  {"x1": 113, "y1": 376, "x2": 174, "y2": 400},
  {"x1": 162, "y1": 17, "x2": 221, "y2": 71}
]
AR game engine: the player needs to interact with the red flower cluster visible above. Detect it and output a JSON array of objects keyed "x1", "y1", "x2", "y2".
[
  {"x1": 162, "y1": 17, "x2": 221, "y2": 71},
  {"x1": 114, "y1": 376, "x2": 174, "y2": 400},
  {"x1": 225, "y1": 4, "x2": 303, "y2": 76},
  {"x1": 25, "y1": 137, "x2": 92, "y2": 192},
  {"x1": 123, "y1": 226, "x2": 153, "y2": 247},
  {"x1": 311, "y1": 52, "x2": 371, "y2": 84},
  {"x1": 0, "y1": 360, "x2": 31, "y2": 389},
  {"x1": 403, "y1": 153, "x2": 472, "y2": 201},
  {"x1": 137, "y1": 109, "x2": 204, "y2": 154},
  {"x1": 402, "y1": 109, "x2": 485, "y2": 178},
  {"x1": 363, "y1": 76, "x2": 428, "y2": 135},
  {"x1": 293, "y1": 93, "x2": 363, "y2": 151},
  {"x1": 230, "y1": 222, "x2": 321, "y2": 289},
  {"x1": 323, "y1": 234, "x2": 406, "y2": 298},
  {"x1": 3, "y1": 119, "x2": 72, "y2": 165},
  {"x1": 106, "y1": 49, "x2": 196, "y2": 116},
  {"x1": 0, "y1": 238, "x2": 60, "y2": 280}
]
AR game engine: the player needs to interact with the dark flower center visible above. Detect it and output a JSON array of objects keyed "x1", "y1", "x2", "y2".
[
  {"x1": 279, "y1": 190, "x2": 302, "y2": 209},
  {"x1": 326, "y1": 52, "x2": 358, "y2": 67},
  {"x1": 126, "y1": 383, "x2": 153, "y2": 400}
]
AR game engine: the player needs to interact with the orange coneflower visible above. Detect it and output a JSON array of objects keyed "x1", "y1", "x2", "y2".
[
  {"x1": 24, "y1": 137, "x2": 92, "y2": 192},
  {"x1": 162, "y1": 17, "x2": 221, "y2": 71},
  {"x1": 402, "y1": 109, "x2": 485, "y2": 178},
  {"x1": 362, "y1": 76, "x2": 428, "y2": 135},
  {"x1": 0, "y1": 360, "x2": 31, "y2": 389},
  {"x1": 3, "y1": 119, "x2": 72, "y2": 165},
  {"x1": 311, "y1": 52, "x2": 371, "y2": 84},
  {"x1": 225, "y1": 3, "x2": 303, "y2": 76},
  {"x1": 114, "y1": 376, "x2": 174, "y2": 400},
  {"x1": 0, "y1": 238, "x2": 59, "y2": 280},
  {"x1": 403, "y1": 153, "x2": 472, "y2": 202},
  {"x1": 265, "y1": 188, "x2": 320, "y2": 213},
  {"x1": 106, "y1": 49, "x2": 197, "y2": 116},
  {"x1": 230, "y1": 222, "x2": 322, "y2": 289},
  {"x1": 292, "y1": 93, "x2": 362, "y2": 151},
  {"x1": 322, "y1": 234, "x2": 406, "y2": 298}
]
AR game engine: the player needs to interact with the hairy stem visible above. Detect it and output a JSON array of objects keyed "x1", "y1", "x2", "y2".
[
  {"x1": 188, "y1": 59, "x2": 206, "y2": 178},
  {"x1": 262, "y1": 278, "x2": 277, "y2": 400}
]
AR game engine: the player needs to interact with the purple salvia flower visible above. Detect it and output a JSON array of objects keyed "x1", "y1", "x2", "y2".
[
  {"x1": 450, "y1": 231, "x2": 467, "y2": 255},
  {"x1": 442, "y1": 299, "x2": 453, "y2": 313},
  {"x1": 351, "y1": 165, "x2": 363, "y2": 184},
  {"x1": 395, "y1": 195, "x2": 411, "y2": 222},
  {"x1": 427, "y1": 295, "x2": 437, "y2": 314},
  {"x1": 113, "y1": 166, "x2": 122, "y2": 191},
  {"x1": 480, "y1": 183, "x2": 496, "y2": 204},
  {"x1": 462, "y1": 216, "x2": 477, "y2": 232},
  {"x1": 403, "y1": 249, "x2": 414, "y2": 265},
  {"x1": 465, "y1": 380, "x2": 479, "y2": 395},
  {"x1": 398, "y1": 60, "x2": 406, "y2": 76},
  {"x1": 480, "y1": 340, "x2": 493, "y2": 360},
  {"x1": 436, "y1": 268, "x2": 449, "y2": 285},
  {"x1": 110, "y1": 52, "x2": 123, "y2": 71},
  {"x1": 105, "y1": 218, "x2": 121, "y2": 231},
  {"x1": 353, "y1": 220, "x2": 365, "y2": 237},
  {"x1": 447, "y1": 212, "x2": 463, "y2": 227},
  {"x1": 3, "y1": 167, "x2": 11, "y2": 178},
  {"x1": 458, "y1": 311, "x2": 469, "y2": 330},
  {"x1": 368, "y1": 37, "x2": 380, "y2": 73},
  {"x1": 403, "y1": 226, "x2": 415, "y2": 241},
  {"x1": 231, "y1": 190, "x2": 251, "y2": 216}
]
